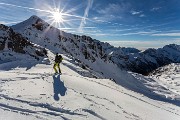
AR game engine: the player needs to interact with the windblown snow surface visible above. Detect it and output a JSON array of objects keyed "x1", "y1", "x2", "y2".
[
  {"x1": 0, "y1": 51, "x2": 180, "y2": 120},
  {"x1": 150, "y1": 63, "x2": 180, "y2": 100}
]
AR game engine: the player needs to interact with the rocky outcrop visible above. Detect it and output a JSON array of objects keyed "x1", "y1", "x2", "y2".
[{"x1": 0, "y1": 24, "x2": 47, "y2": 60}]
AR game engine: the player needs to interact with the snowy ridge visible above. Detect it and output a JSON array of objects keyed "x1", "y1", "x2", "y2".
[
  {"x1": 12, "y1": 15, "x2": 180, "y2": 75},
  {"x1": 150, "y1": 63, "x2": 180, "y2": 97}
]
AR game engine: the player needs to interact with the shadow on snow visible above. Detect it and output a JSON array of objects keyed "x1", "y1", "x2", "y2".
[{"x1": 53, "y1": 74, "x2": 67, "y2": 101}]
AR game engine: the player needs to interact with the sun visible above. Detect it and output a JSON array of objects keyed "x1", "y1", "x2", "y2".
[
  {"x1": 35, "y1": 1, "x2": 86, "y2": 29},
  {"x1": 51, "y1": 9, "x2": 64, "y2": 23}
]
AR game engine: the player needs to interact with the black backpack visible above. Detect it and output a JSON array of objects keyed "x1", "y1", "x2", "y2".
[{"x1": 55, "y1": 55, "x2": 63, "y2": 63}]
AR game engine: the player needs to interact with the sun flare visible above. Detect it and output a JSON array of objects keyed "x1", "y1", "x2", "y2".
[
  {"x1": 35, "y1": 1, "x2": 85, "y2": 29},
  {"x1": 51, "y1": 9, "x2": 64, "y2": 23}
]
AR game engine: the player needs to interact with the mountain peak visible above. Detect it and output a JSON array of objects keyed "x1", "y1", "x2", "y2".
[
  {"x1": 11, "y1": 15, "x2": 48, "y2": 32},
  {"x1": 28, "y1": 15, "x2": 45, "y2": 24},
  {"x1": 163, "y1": 44, "x2": 180, "y2": 50},
  {"x1": 29, "y1": 15, "x2": 41, "y2": 19}
]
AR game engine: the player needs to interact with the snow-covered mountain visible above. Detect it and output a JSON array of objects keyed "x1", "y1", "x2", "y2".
[
  {"x1": 12, "y1": 15, "x2": 180, "y2": 76},
  {"x1": 110, "y1": 44, "x2": 180, "y2": 75},
  {"x1": 149, "y1": 63, "x2": 180, "y2": 97},
  {"x1": 0, "y1": 15, "x2": 180, "y2": 120},
  {"x1": 0, "y1": 24, "x2": 48, "y2": 66}
]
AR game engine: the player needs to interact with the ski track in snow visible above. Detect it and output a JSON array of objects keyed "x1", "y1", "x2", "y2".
[
  {"x1": 65, "y1": 74, "x2": 180, "y2": 116},
  {"x1": 0, "y1": 71, "x2": 142, "y2": 120},
  {"x1": 0, "y1": 59, "x2": 180, "y2": 120}
]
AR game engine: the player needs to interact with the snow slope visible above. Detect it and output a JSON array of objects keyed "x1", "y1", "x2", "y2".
[
  {"x1": 0, "y1": 53, "x2": 180, "y2": 120},
  {"x1": 150, "y1": 63, "x2": 180, "y2": 97}
]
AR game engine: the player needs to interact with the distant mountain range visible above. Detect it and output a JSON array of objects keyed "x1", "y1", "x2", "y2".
[{"x1": 0, "y1": 15, "x2": 179, "y2": 75}]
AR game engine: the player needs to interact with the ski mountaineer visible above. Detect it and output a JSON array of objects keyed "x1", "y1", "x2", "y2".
[{"x1": 53, "y1": 53, "x2": 63, "y2": 74}]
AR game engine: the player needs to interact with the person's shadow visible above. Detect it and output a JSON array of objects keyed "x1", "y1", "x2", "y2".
[{"x1": 53, "y1": 74, "x2": 67, "y2": 101}]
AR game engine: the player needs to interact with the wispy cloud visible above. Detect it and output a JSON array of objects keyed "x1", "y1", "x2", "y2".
[
  {"x1": 130, "y1": 10, "x2": 145, "y2": 17},
  {"x1": 60, "y1": 26, "x2": 97, "y2": 30},
  {"x1": 150, "y1": 7, "x2": 161, "y2": 11},
  {"x1": 131, "y1": 10, "x2": 142, "y2": 15},
  {"x1": 152, "y1": 32, "x2": 180, "y2": 37},
  {"x1": 97, "y1": 4, "x2": 123, "y2": 14},
  {"x1": 79, "y1": 0, "x2": 94, "y2": 32},
  {"x1": 95, "y1": 3, "x2": 130, "y2": 21},
  {"x1": 0, "y1": 21, "x2": 21, "y2": 25},
  {"x1": 139, "y1": 14, "x2": 145, "y2": 17},
  {"x1": 120, "y1": 31, "x2": 155, "y2": 36},
  {"x1": 0, "y1": 2, "x2": 51, "y2": 13}
]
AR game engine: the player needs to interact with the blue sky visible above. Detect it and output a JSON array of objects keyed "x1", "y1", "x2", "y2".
[{"x1": 0, "y1": 0, "x2": 179, "y2": 49}]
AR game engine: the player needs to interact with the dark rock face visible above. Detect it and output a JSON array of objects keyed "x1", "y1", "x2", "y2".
[
  {"x1": 0, "y1": 24, "x2": 8, "y2": 50},
  {"x1": 9, "y1": 30, "x2": 31, "y2": 53},
  {"x1": 0, "y1": 39, "x2": 5, "y2": 50}
]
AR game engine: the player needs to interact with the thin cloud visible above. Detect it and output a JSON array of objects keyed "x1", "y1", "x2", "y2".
[
  {"x1": 83, "y1": 26, "x2": 97, "y2": 29},
  {"x1": 79, "y1": 0, "x2": 94, "y2": 32},
  {"x1": 114, "y1": 28, "x2": 138, "y2": 32},
  {"x1": 0, "y1": 2, "x2": 51, "y2": 13},
  {"x1": 130, "y1": 10, "x2": 145, "y2": 18},
  {"x1": 97, "y1": 3, "x2": 130, "y2": 14},
  {"x1": 138, "y1": 21, "x2": 178, "y2": 30},
  {"x1": 94, "y1": 3, "x2": 130, "y2": 22},
  {"x1": 131, "y1": 10, "x2": 142, "y2": 15},
  {"x1": 139, "y1": 14, "x2": 145, "y2": 17},
  {"x1": 152, "y1": 33, "x2": 180, "y2": 37},
  {"x1": 119, "y1": 31, "x2": 154, "y2": 36},
  {"x1": 0, "y1": 21, "x2": 21, "y2": 25},
  {"x1": 60, "y1": 26, "x2": 97, "y2": 31},
  {"x1": 97, "y1": 4, "x2": 122, "y2": 14},
  {"x1": 150, "y1": 7, "x2": 161, "y2": 11},
  {"x1": 92, "y1": 15, "x2": 122, "y2": 23}
]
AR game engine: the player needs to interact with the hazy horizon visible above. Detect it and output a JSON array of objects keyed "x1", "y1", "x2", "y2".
[{"x1": 103, "y1": 39, "x2": 179, "y2": 50}]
